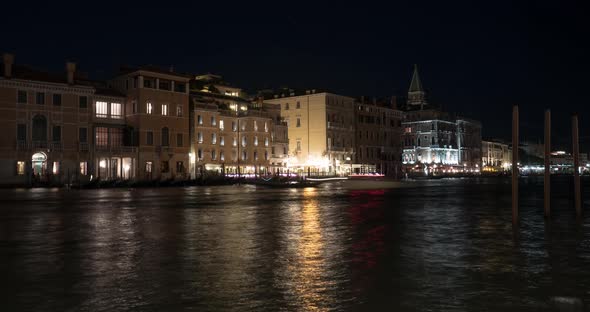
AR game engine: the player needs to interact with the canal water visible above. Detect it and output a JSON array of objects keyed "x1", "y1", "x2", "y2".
[{"x1": 1, "y1": 177, "x2": 589, "y2": 311}]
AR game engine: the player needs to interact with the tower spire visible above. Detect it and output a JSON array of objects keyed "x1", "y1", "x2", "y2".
[{"x1": 407, "y1": 64, "x2": 427, "y2": 108}]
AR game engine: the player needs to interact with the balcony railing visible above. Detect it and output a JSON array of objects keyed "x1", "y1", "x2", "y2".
[
  {"x1": 95, "y1": 145, "x2": 137, "y2": 154},
  {"x1": 79, "y1": 143, "x2": 89, "y2": 152},
  {"x1": 50, "y1": 141, "x2": 62, "y2": 151}
]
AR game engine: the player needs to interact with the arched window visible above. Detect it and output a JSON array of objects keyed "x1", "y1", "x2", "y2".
[
  {"x1": 32, "y1": 115, "x2": 47, "y2": 142},
  {"x1": 161, "y1": 127, "x2": 169, "y2": 146}
]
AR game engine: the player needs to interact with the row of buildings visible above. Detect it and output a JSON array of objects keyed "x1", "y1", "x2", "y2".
[{"x1": 0, "y1": 53, "x2": 484, "y2": 186}]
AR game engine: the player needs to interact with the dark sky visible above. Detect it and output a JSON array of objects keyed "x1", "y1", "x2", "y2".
[{"x1": 2, "y1": 1, "x2": 589, "y2": 149}]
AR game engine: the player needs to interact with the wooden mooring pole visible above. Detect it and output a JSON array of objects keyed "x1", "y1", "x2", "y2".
[
  {"x1": 572, "y1": 114, "x2": 581, "y2": 218},
  {"x1": 512, "y1": 105, "x2": 519, "y2": 226},
  {"x1": 544, "y1": 110, "x2": 551, "y2": 218}
]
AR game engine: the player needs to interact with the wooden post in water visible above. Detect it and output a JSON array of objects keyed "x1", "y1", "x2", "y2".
[
  {"x1": 572, "y1": 114, "x2": 581, "y2": 218},
  {"x1": 544, "y1": 109, "x2": 551, "y2": 218},
  {"x1": 512, "y1": 105, "x2": 519, "y2": 226}
]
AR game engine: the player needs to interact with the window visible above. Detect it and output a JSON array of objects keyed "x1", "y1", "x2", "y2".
[
  {"x1": 52, "y1": 94, "x2": 61, "y2": 106},
  {"x1": 198, "y1": 115, "x2": 203, "y2": 125},
  {"x1": 232, "y1": 121, "x2": 237, "y2": 131},
  {"x1": 17, "y1": 124, "x2": 26, "y2": 142},
  {"x1": 161, "y1": 104, "x2": 168, "y2": 116},
  {"x1": 146, "y1": 102, "x2": 153, "y2": 114},
  {"x1": 52, "y1": 161, "x2": 60, "y2": 174},
  {"x1": 285, "y1": 102, "x2": 289, "y2": 110},
  {"x1": 177, "y1": 133, "x2": 183, "y2": 147},
  {"x1": 79, "y1": 96, "x2": 88, "y2": 109},
  {"x1": 161, "y1": 127, "x2": 169, "y2": 146},
  {"x1": 296, "y1": 118, "x2": 301, "y2": 127},
  {"x1": 232, "y1": 136, "x2": 237, "y2": 147},
  {"x1": 211, "y1": 116, "x2": 216, "y2": 126},
  {"x1": 144, "y1": 79, "x2": 153, "y2": 88},
  {"x1": 96, "y1": 101, "x2": 108, "y2": 118},
  {"x1": 220, "y1": 151, "x2": 225, "y2": 161},
  {"x1": 132, "y1": 101, "x2": 137, "y2": 114},
  {"x1": 272, "y1": 147, "x2": 276, "y2": 155},
  {"x1": 254, "y1": 151, "x2": 258, "y2": 161},
  {"x1": 197, "y1": 149, "x2": 203, "y2": 160},
  {"x1": 176, "y1": 105, "x2": 183, "y2": 117},
  {"x1": 111, "y1": 103, "x2": 122, "y2": 119},
  {"x1": 175, "y1": 83, "x2": 186, "y2": 93},
  {"x1": 197, "y1": 132, "x2": 203, "y2": 143},
  {"x1": 212, "y1": 149, "x2": 217, "y2": 160},
  {"x1": 220, "y1": 136, "x2": 225, "y2": 146},
  {"x1": 219, "y1": 120, "x2": 224, "y2": 130},
  {"x1": 18, "y1": 90, "x2": 27, "y2": 104},
  {"x1": 241, "y1": 120, "x2": 246, "y2": 131},
  {"x1": 296, "y1": 141, "x2": 301, "y2": 151},
  {"x1": 80, "y1": 162, "x2": 87, "y2": 175},
  {"x1": 296, "y1": 101, "x2": 300, "y2": 109},
  {"x1": 32, "y1": 115, "x2": 47, "y2": 141},
  {"x1": 146, "y1": 131, "x2": 154, "y2": 145},
  {"x1": 17, "y1": 161, "x2": 25, "y2": 175},
  {"x1": 52, "y1": 126, "x2": 61, "y2": 142},
  {"x1": 79, "y1": 128, "x2": 87, "y2": 143},
  {"x1": 176, "y1": 161, "x2": 184, "y2": 173},
  {"x1": 161, "y1": 161, "x2": 169, "y2": 173},
  {"x1": 159, "y1": 80, "x2": 170, "y2": 91},
  {"x1": 264, "y1": 151, "x2": 268, "y2": 160},
  {"x1": 242, "y1": 136, "x2": 247, "y2": 147},
  {"x1": 111, "y1": 128, "x2": 123, "y2": 147},
  {"x1": 254, "y1": 121, "x2": 258, "y2": 131},
  {"x1": 36, "y1": 92, "x2": 45, "y2": 105},
  {"x1": 264, "y1": 122, "x2": 268, "y2": 132},
  {"x1": 264, "y1": 137, "x2": 269, "y2": 147},
  {"x1": 212, "y1": 133, "x2": 217, "y2": 144},
  {"x1": 242, "y1": 151, "x2": 247, "y2": 160},
  {"x1": 95, "y1": 127, "x2": 108, "y2": 147},
  {"x1": 254, "y1": 136, "x2": 258, "y2": 146},
  {"x1": 145, "y1": 162, "x2": 153, "y2": 173}
]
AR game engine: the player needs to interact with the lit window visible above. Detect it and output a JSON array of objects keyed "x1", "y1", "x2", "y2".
[
  {"x1": 80, "y1": 162, "x2": 87, "y2": 175},
  {"x1": 161, "y1": 104, "x2": 168, "y2": 116},
  {"x1": 176, "y1": 105, "x2": 182, "y2": 117},
  {"x1": 212, "y1": 133, "x2": 217, "y2": 144},
  {"x1": 242, "y1": 136, "x2": 247, "y2": 147},
  {"x1": 212, "y1": 149, "x2": 217, "y2": 160},
  {"x1": 254, "y1": 136, "x2": 258, "y2": 146},
  {"x1": 254, "y1": 121, "x2": 258, "y2": 131},
  {"x1": 16, "y1": 161, "x2": 25, "y2": 175},
  {"x1": 52, "y1": 161, "x2": 60, "y2": 174},
  {"x1": 146, "y1": 102, "x2": 153, "y2": 114},
  {"x1": 111, "y1": 102, "x2": 122, "y2": 119},
  {"x1": 264, "y1": 137, "x2": 269, "y2": 147},
  {"x1": 145, "y1": 161, "x2": 153, "y2": 173},
  {"x1": 232, "y1": 137, "x2": 237, "y2": 147},
  {"x1": 211, "y1": 116, "x2": 216, "y2": 126},
  {"x1": 198, "y1": 115, "x2": 203, "y2": 125},
  {"x1": 96, "y1": 101, "x2": 108, "y2": 118},
  {"x1": 220, "y1": 151, "x2": 225, "y2": 161},
  {"x1": 220, "y1": 136, "x2": 225, "y2": 146},
  {"x1": 232, "y1": 121, "x2": 237, "y2": 131},
  {"x1": 95, "y1": 127, "x2": 108, "y2": 147},
  {"x1": 219, "y1": 120, "x2": 224, "y2": 130},
  {"x1": 197, "y1": 132, "x2": 203, "y2": 143},
  {"x1": 264, "y1": 122, "x2": 268, "y2": 132}
]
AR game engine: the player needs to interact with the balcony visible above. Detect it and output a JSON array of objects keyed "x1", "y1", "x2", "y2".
[
  {"x1": 79, "y1": 143, "x2": 89, "y2": 152},
  {"x1": 95, "y1": 145, "x2": 137, "y2": 154},
  {"x1": 49, "y1": 141, "x2": 63, "y2": 151}
]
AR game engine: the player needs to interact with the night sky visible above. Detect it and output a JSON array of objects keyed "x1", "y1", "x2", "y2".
[{"x1": 2, "y1": 1, "x2": 589, "y2": 149}]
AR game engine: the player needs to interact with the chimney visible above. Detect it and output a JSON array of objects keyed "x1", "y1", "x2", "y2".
[
  {"x1": 66, "y1": 62, "x2": 76, "y2": 84},
  {"x1": 3, "y1": 53, "x2": 14, "y2": 78},
  {"x1": 391, "y1": 96, "x2": 397, "y2": 110}
]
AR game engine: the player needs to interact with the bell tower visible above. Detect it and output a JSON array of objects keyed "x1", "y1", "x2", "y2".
[{"x1": 408, "y1": 64, "x2": 427, "y2": 109}]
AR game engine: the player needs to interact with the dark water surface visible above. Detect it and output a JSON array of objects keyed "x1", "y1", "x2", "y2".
[{"x1": 1, "y1": 177, "x2": 590, "y2": 311}]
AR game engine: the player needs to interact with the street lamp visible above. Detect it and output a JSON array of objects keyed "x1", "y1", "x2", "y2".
[{"x1": 346, "y1": 156, "x2": 352, "y2": 175}]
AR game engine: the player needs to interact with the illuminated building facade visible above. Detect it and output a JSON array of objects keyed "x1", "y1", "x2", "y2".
[
  {"x1": 0, "y1": 53, "x2": 141, "y2": 185},
  {"x1": 401, "y1": 65, "x2": 482, "y2": 174},
  {"x1": 189, "y1": 75, "x2": 287, "y2": 176},
  {"x1": 264, "y1": 91, "x2": 355, "y2": 174},
  {"x1": 482, "y1": 140, "x2": 511, "y2": 172},
  {"x1": 109, "y1": 66, "x2": 191, "y2": 180}
]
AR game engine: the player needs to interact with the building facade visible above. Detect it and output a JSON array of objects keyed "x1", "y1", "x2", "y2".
[
  {"x1": 189, "y1": 75, "x2": 287, "y2": 177},
  {"x1": 401, "y1": 66, "x2": 482, "y2": 174},
  {"x1": 264, "y1": 91, "x2": 356, "y2": 175},
  {"x1": 354, "y1": 97, "x2": 403, "y2": 176},
  {"x1": 482, "y1": 140, "x2": 511, "y2": 172}
]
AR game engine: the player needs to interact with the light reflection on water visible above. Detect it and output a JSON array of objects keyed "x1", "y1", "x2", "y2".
[{"x1": 1, "y1": 177, "x2": 590, "y2": 311}]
